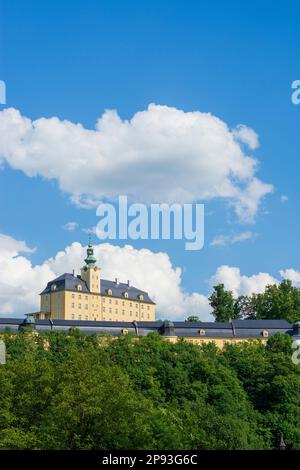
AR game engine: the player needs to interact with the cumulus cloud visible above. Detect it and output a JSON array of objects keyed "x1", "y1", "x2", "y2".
[
  {"x1": 210, "y1": 265, "x2": 278, "y2": 297},
  {"x1": 279, "y1": 269, "x2": 300, "y2": 287},
  {"x1": 62, "y1": 222, "x2": 78, "y2": 231},
  {"x1": 233, "y1": 124, "x2": 259, "y2": 150},
  {"x1": 0, "y1": 234, "x2": 211, "y2": 320},
  {"x1": 210, "y1": 231, "x2": 255, "y2": 247},
  {"x1": 0, "y1": 105, "x2": 272, "y2": 222}
]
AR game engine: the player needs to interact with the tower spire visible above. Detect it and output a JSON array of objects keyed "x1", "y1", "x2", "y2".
[{"x1": 84, "y1": 236, "x2": 97, "y2": 268}]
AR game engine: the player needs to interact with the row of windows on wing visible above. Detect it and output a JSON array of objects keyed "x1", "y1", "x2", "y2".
[
  {"x1": 197, "y1": 329, "x2": 269, "y2": 338},
  {"x1": 70, "y1": 301, "x2": 150, "y2": 311},
  {"x1": 50, "y1": 284, "x2": 144, "y2": 301},
  {"x1": 70, "y1": 311, "x2": 151, "y2": 321}
]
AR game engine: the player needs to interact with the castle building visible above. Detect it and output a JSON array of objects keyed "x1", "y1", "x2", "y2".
[
  {"x1": 2, "y1": 318, "x2": 299, "y2": 351},
  {"x1": 30, "y1": 243, "x2": 156, "y2": 322}
]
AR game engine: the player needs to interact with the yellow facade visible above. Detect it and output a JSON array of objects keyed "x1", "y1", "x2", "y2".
[
  {"x1": 34, "y1": 244, "x2": 156, "y2": 322},
  {"x1": 162, "y1": 336, "x2": 268, "y2": 349}
]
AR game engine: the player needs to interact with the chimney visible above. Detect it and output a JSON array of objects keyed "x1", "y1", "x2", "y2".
[
  {"x1": 72, "y1": 269, "x2": 75, "y2": 277},
  {"x1": 127, "y1": 280, "x2": 130, "y2": 287},
  {"x1": 115, "y1": 278, "x2": 119, "y2": 285}
]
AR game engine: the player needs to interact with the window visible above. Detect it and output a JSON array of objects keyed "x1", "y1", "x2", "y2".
[
  {"x1": 122, "y1": 301, "x2": 125, "y2": 306},
  {"x1": 109, "y1": 298, "x2": 112, "y2": 304},
  {"x1": 109, "y1": 308, "x2": 112, "y2": 313},
  {"x1": 85, "y1": 296, "x2": 88, "y2": 300},
  {"x1": 130, "y1": 311, "x2": 132, "y2": 316},
  {"x1": 147, "y1": 313, "x2": 150, "y2": 319},
  {"x1": 78, "y1": 294, "x2": 81, "y2": 299},
  {"x1": 122, "y1": 310, "x2": 125, "y2": 315},
  {"x1": 136, "y1": 303, "x2": 138, "y2": 308},
  {"x1": 85, "y1": 315, "x2": 88, "y2": 320},
  {"x1": 78, "y1": 304, "x2": 81, "y2": 309},
  {"x1": 115, "y1": 309, "x2": 118, "y2": 314},
  {"x1": 71, "y1": 314, "x2": 75, "y2": 320},
  {"x1": 76, "y1": 285, "x2": 82, "y2": 291},
  {"x1": 107, "y1": 289, "x2": 112, "y2": 295},
  {"x1": 139, "y1": 294, "x2": 144, "y2": 301},
  {"x1": 136, "y1": 312, "x2": 138, "y2": 317},
  {"x1": 130, "y1": 302, "x2": 132, "y2": 307},
  {"x1": 72, "y1": 294, "x2": 75, "y2": 299},
  {"x1": 262, "y1": 330, "x2": 269, "y2": 338},
  {"x1": 115, "y1": 300, "x2": 118, "y2": 304},
  {"x1": 141, "y1": 312, "x2": 144, "y2": 318},
  {"x1": 85, "y1": 304, "x2": 88, "y2": 310},
  {"x1": 123, "y1": 292, "x2": 128, "y2": 299},
  {"x1": 103, "y1": 307, "x2": 106, "y2": 312},
  {"x1": 199, "y1": 329, "x2": 206, "y2": 336},
  {"x1": 147, "y1": 305, "x2": 150, "y2": 310},
  {"x1": 51, "y1": 284, "x2": 57, "y2": 291},
  {"x1": 72, "y1": 303, "x2": 75, "y2": 308},
  {"x1": 78, "y1": 314, "x2": 82, "y2": 320},
  {"x1": 141, "y1": 304, "x2": 144, "y2": 309},
  {"x1": 103, "y1": 298, "x2": 105, "y2": 302}
]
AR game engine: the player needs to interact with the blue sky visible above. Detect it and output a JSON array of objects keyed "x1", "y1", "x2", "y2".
[{"x1": 0, "y1": 0, "x2": 300, "y2": 316}]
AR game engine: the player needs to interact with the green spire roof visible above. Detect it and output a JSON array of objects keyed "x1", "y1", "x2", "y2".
[{"x1": 84, "y1": 237, "x2": 97, "y2": 267}]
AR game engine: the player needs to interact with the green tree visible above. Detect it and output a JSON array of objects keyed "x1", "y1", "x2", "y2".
[
  {"x1": 209, "y1": 284, "x2": 237, "y2": 322},
  {"x1": 185, "y1": 316, "x2": 201, "y2": 322}
]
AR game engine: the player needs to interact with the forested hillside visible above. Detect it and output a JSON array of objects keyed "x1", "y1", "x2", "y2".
[{"x1": 0, "y1": 329, "x2": 299, "y2": 450}]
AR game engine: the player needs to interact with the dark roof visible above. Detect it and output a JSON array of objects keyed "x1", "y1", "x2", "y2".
[
  {"x1": 41, "y1": 273, "x2": 89, "y2": 294},
  {"x1": 0, "y1": 318, "x2": 295, "y2": 339},
  {"x1": 40, "y1": 273, "x2": 155, "y2": 304},
  {"x1": 231, "y1": 319, "x2": 291, "y2": 329}
]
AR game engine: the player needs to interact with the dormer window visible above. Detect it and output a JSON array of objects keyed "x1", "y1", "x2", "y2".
[
  {"x1": 76, "y1": 284, "x2": 82, "y2": 291},
  {"x1": 107, "y1": 288, "x2": 112, "y2": 296},
  {"x1": 138, "y1": 294, "x2": 144, "y2": 301},
  {"x1": 51, "y1": 284, "x2": 57, "y2": 291},
  {"x1": 262, "y1": 330, "x2": 269, "y2": 338},
  {"x1": 199, "y1": 329, "x2": 206, "y2": 336},
  {"x1": 123, "y1": 292, "x2": 129, "y2": 299}
]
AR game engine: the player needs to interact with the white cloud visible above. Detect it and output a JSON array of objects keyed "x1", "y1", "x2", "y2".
[
  {"x1": 280, "y1": 195, "x2": 288, "y2": 203},
  {"x1": 233, "y1": 124, "x2": 259, "y2": 150},
  {"x1": 82, "y1": 226, "x2": 97, "y2": 235},
  {"x1": 210, "y1": 231, "x2": 255, "y2": 247},
  {"x1": 0, "y1": 105, "x2": 273, "y2": 222},
  {"x1": 279, "y1": 269, "x2": 300, "y2": 287},
  {"x1": 0, "y1": 234, "x2": 211, "y2": 320},
  {"x1": 210, "y1": 265, "x2": 278, "y2": 297},
  {"x1": 62, "y1": 222, "x2": 78, "y2": 231}
]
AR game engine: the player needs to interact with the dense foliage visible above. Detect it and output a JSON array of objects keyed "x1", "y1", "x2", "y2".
[
  {"x1": 0, "y1": 329, "x2": 299, "y2": 450},
  {"x1": 209, "y1": 280, "x2": 300, "y2": 323}
]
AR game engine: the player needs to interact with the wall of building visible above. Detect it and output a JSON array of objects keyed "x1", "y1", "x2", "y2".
[
  {"x1": 163, "y1": 336, "x2": 268, "y2": 348},
  {"x1": 40, "y1": 291, "x2": 155, "y2": 322}
]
